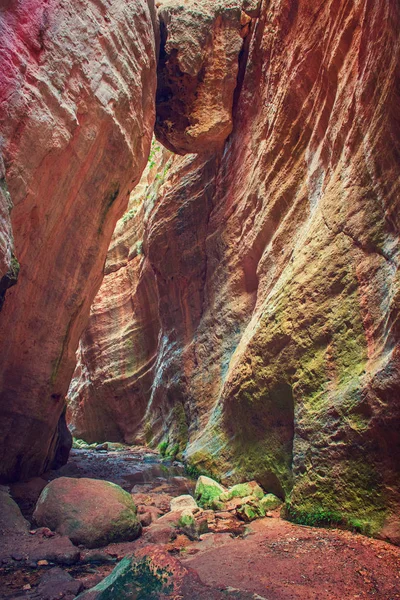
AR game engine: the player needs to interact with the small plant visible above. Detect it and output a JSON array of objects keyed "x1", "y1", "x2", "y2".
[
  {"x1": 147, "y1": 139, "x2": 161, "y2": 169},
  {"x1": 158, "y1": 440, "x2": 168, "y2": 457},
  {"x1": 121, "y1": 207, "x2": 138, "y2": 224},
  {"x1": 178, "y1": 513, "x2": 195, "y2": 529}
]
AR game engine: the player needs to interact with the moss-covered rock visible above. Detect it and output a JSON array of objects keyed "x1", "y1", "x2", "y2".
[
  {"x1": 236, "y1": 502, "x2": 262, "y2": 522},
  {"x1": 219, "y1": 481, "x2": 265, "y2": 502},
  {"x1": 195, "y1": 476, "x2": 225, "y2": 509},
  {"x1": 177, "y1": 511, "x2": 199, "y2": 540},
  {"x1": 76, "y1": 554, "x2": 173, "y2": 599},
  {"x1": 260, "y1": 493, "x2": 283, "y2": 512}
]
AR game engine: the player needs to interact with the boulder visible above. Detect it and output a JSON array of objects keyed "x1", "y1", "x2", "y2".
[
  {"x1": 236, "y1": 501, "x2": 263, "y2": 522},
  {"x1": 194, "y1": 476, "x2": 225, "y2": 509},
  {"x1": 259, "y1": 494, "x2": 283, "y2": 512},
  {"x1": 35, "y1": 567, "x2": 83, "y2": 600},
  {"x1": 155, "y1": 0, "x2": 244, "y2": 154},
  {"x1": 76, "y1": 545, "x2": 253, "y2": 599},
  {"x1": 177, "y1": 510, "x2": 208, "y2": 541},
  {"x1": 0, "y1": 485, "x2": 29, "y2": 535},
  {"x1": 33, "y1": 477, "x2": 141, "y2": 548},
  {"x1": 219, "y1": 481, "x2": 265, "y2": 503},
  {"x1": 170, "y1": 494, "x2": 198, "y2": 512}
]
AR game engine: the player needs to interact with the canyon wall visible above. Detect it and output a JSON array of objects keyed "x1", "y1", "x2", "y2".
[
  {"x1": 71, "y1": 0, "x2": 400, "y2": 544},
  {"x1": 0, "y1": 0, "x2": 158, "y2": 481}
]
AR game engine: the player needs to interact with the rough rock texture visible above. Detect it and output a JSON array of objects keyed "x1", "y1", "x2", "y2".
[
  {"x1": 33, "y1": 477, "x2": 141, "y2": 548},
  {"x1": 0, "y1": 156, "x2": 18, "y2": 311},
  {"x1": 67, "y1": 145, "x2": 170, "y2": 444},
  {"x1": 76, "y1": 545, "x2": 257, "y2": 599},
  {"x1": 0, "y1": 0, "x2": 158, "y2": 481},
  {"x1": 70, "y1": 0, "x2": 400, "y2": 543},
  {"x1": 0, "y1": 485, "x2": 29, "y2": 535},
  {"x1": 155, "y1": 0, "x2": 244, "y2": 154}
]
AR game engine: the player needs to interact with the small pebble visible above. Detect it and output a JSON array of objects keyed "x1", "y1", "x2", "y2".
[{"x1": 11, "y1": 554, "x2": 23, "y2": 561}]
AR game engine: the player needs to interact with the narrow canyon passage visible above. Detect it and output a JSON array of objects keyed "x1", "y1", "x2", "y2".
[{"x1": 0, "y1": 0, "x2": 400, "y2": 598}]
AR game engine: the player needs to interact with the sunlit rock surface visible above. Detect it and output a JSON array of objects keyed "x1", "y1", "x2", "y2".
[
  {"x1": 0, "y1": 0, "x2": 158, "y2": 481},
  {"x1": 72, "y1": 0, "x2": 399, "y2": 543}
]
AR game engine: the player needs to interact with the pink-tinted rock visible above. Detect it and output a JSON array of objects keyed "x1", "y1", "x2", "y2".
[
  {"x1": 66, "y1": 148, "x2": 168, "y2": 444},
  {"x1": 33, "y1": 477, "x2": 142, "y2": 548},
  {"x1": 0, "y1": 0, "x2": 158, "y2": 481},
  {"x1": 0, "y1": 156, "x2": 18, "y2": 310}
]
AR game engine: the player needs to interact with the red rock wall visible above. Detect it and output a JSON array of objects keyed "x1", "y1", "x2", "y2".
[
  {"x1": 70, "y1": 0, "x2": 400, "y2": 543},
  {"x1": 0, "y1": 0, "x2": 158, "y2": 480}
]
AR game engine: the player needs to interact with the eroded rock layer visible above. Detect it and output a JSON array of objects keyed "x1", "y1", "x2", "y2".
[
  {"x1": 0, "y1": 0, "x2": 158, "y2": 480},
  {"x1": 70, "y1": 0, "x2": 400, "y2": 543}
]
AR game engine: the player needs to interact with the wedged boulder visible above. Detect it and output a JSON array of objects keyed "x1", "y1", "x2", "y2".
[
  {"x1": 9, "y1": 476, "x2": 47, "y2": 520},
  {"x1": 194, "y1": 476, "x2": 225, "y2": 509},
  {"x1": 156, "y1": 0, "x2": 244, "y2": 154},
  {"x1": 33, "y1": 478, "x2": 141, "y2": 548}
]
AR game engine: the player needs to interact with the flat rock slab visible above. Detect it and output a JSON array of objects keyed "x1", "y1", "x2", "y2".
[
  {"x1": 76, "y1": 545, "x2": 260, "y2": 599},
  {"x1": 0, "y1": 531, "x2": 80, "y2": 568}
]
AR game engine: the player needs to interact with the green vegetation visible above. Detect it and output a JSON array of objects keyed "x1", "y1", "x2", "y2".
[
  {"x1": 121, "y1": 207, "x2": 138, "y2": 224},
  {"x1": 178, "y1": 513, "x2": 195, "y2": 529},
  {"x1": 195, "y1": 476, "x2": 225, "y2": 509},
  {"x1": 219, "y1": 482, "x2": 264, "y2": 502},
  {"x1": 147, "y1": 139, "x2": 161, "y2": 169},
  {"x1": 157, "y1": 439, "x2": 180, "y2": 460},
  {"x1": 157, "y1": 440, "x2": 168, "y2": 457},
  {"x1": 284, "y1": 504, "x2": 376, "y2": 535},
  {"x1": 260, "y1": 493, "x2": 282, "y2": 511}
]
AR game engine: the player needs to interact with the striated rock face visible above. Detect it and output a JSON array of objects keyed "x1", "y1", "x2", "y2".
[
  {"x1": 0, "y1": 0, "x2": 158, "y2": 481},
  {"x1": 67, "y1": 146, "x2": 169, "y2": 443},
  {"x1": 0, "y1": 156, "x2": 18, "y2": 311},
  {"x1": 155, "y1": 0, "x2": 244, "y2": 154},
  {"x1": 70, "y1": 0, "x2": 400, "y2": 542}
]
